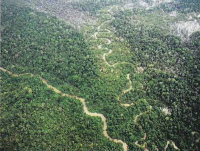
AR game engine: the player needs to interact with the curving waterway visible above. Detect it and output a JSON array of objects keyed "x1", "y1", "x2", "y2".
[
  {"x1": 0, "y1": 67, "x2": 128, "y2": 151},
  {"x1": 92, "y1": 5, "x2": 180, "y2": 151}
]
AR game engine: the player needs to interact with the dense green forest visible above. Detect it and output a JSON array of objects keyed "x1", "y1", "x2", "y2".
[
  {"x1": 1, "y1": 0, "x2": 200, "y2": 150},
  {"x1": 1, "y1": 0, "x2": 97, "y2": 95},
  {"x1": 1, "y1": 72, "x2": 121, "y2": 150},
  {"x1": 111, "y1": 2, "x2": 200, "y2": 150}
]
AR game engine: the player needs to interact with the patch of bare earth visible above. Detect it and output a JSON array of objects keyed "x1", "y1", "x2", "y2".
[
  {"x1": 138, "y1": 0, "x2": 173, "y2": 10},
  {"x1": 170, "y1": 19, "x2": 200, "y2": 40},
  {"x1": 137, "y1": 66, "x2": 144, "y2": 73},
  {"x1": 21, "y1": 0, "x2": 96, "y2": 28}
]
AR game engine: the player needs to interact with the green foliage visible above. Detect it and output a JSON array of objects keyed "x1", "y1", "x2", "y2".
[
  {"x1": 1, "y1": 0, "x2": 97, "y2": 93},
  {"x1": 188, "y1": 31, "x2": 200, "y2": 50},
  {"x1": 111, "y1": 10, "x2": 192, "y2": 72},
  {"x1": 1, "y1": 0, "x2": 200, "y2": 151},
  {"x1": 111, "y1": 6, "x2": 200, "y2": 151},
  {"x1": 0, "y1": 72, "x2": 122, "y2": 151}
]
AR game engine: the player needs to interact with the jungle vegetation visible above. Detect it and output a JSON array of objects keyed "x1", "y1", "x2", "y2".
[
  {"x1": 1, "y1": 0, "x2": 200, "y2": 151},
  {"x1": 111, "y1": 5, "x2": 200, "y2": 150}
]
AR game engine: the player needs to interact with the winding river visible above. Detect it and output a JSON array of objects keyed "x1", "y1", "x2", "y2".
[
  {"x1": 0, "y1": 67, "x2": 128, "y2": 151},
  {"x1": 92, "y1": 5, "x2": 180, "y2": 151},
  {"x1": 1, "y1": 4, "x2": 183, "y2": 151},
  {"x1": 164, "y1": 140, "x2": 179, "y2": 151}
]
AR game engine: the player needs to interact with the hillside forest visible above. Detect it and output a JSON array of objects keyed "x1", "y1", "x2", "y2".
[{"x1": 1, "y1": 0, "x2": 200, "y2": 151}]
